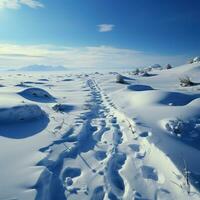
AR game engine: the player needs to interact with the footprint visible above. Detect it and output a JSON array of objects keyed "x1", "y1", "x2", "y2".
[
  {"x1": 64, "y1": 177, "x2": 73, "y2": 186},
  {"x1": 136, "y1": 149, "x2": 146, "y2": 159},
  {"x1": 113, "y1": 129, "x2": 123, "y2": 146},
  {"x1": 63, "y1": 135, "x2": 77, "y2": 142},
  {"x1": 107, "y1": 152, "x2": 126, "y2": 197},
  {"x1": 110, "y1": 103, "x2": 115, "y2": 107},
  {"x1": 108, "y1": 191, "x2": 119, "y2": 200},
  {"x1": 99, "y1": 119, "x2": 106, "y2": 126},
  {"x1": 129, "y1": 144, "x2": 140, "y2": 152},
  {"x1": 110, "y1": 117, "x2": 117, "y2": 124},
  {"x1": 140, "y1": 165, "x2": 158, "y2": 181},
  {"x1": 105, "y1": 96, "x2": 109, "y2": 100},
  {"x1": 95, "y1": 151, "x2": 107, "y2": 161},
  {"x1": 91, "y1": 186, "x2": 105, "y2": 200},
  {"x1": 141, "y1": 165, "x2": 165, "y2": 184},
  {"x1": 62, "y1": 167, "x2": 81, "y2": 183},
  {"x1": 139, "y1": 131, "x2": 152, "y2": 138},
  {"x1": 93, "y1": 126, "x2": 109, "y2": 142},
  {"x1": 155, "y1": 188, "x2": 173, "y2": 200},
  {"x1": 132, "y1": 190, "x2": 145, "y2": 200}
]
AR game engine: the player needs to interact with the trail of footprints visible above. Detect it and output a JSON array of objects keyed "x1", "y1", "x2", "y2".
[{"x1": 36, "y1": 78, "x2": 168, "y2": 200}]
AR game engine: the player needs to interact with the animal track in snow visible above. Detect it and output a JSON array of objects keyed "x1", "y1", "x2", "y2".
[
  {"x1": 139, "y1": 131, "x2": 152, "y2": 138},
  {"x1": 140, "y1": 165, "x2": 165, "y2": 184},
  {"x1": 95, "y1": 151, "x2": 107, "y2": 161},
  {"x1": 140, "y1": 165, "x2": 158, "y2": 181},
  {"x1": 154, "y1": 188, "x2": 173, "y2": 200},
  {"x1": 91, "y1": 186, "x2": 105, "y2": 200}
]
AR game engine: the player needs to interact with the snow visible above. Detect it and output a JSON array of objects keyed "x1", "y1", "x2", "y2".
[
  {"x1": 0, "y1": 62, "x2": 200, "y2": 200},
  {"x1": 0, "y1": 104, "x2": 45, "y2": 123},
  {"x1": 19, "y1": 87, "x2": 55, "y2": 102}
]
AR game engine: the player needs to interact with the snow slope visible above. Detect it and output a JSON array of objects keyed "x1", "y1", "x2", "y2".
[{"x1": 0, "y1": 62, "x2": 200, "y2": 200}]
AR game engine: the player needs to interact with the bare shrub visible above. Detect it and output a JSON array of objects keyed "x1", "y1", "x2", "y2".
[
  {"x1": 165, "y1": 64, "x2": 172, "y2": 69},
  {"x1": 193, "y1": 56, "x2": 200, "y2": 63},
  {"x1": 188, "y1": 59, "x2": 194, "y2": 64},
  {"x1": 179, "y1": 76, "x2": 194, "y2": 87},
  {"x1": 116, "y1": 74, "x2": 125, "y2": 84},
  {"x1": 140, "y1": 70, "x2": 150, "y2": 77},
  {"x1": 188, "y1": 56, "x2": 200, "y2": 64},
  {"x1": 133, "y1": 68, "x2": 140, "y2": 75}
]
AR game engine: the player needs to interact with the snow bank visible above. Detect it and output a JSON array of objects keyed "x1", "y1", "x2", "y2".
[
  {"x1": 18, "y1": 87, "x2": 55, "y2": 102},
  {"x1": 125, "y1": 90, "x2": 200, "y2": 106},
  {"x1": 0, "y1": 104, "x2": 45, "y2": 123}
]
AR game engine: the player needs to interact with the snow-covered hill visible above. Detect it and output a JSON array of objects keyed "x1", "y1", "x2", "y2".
[{"x1": 18, "y1": 64, "x2": 67, "y2": 71}]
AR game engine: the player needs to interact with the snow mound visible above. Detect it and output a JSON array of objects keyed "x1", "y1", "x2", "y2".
[
  {"x1": 168, "y1": 62, "x2": 200, "y2": 74},
  {"x1": 0, "y1": 103, "x2": 49, "y2": 138},
  {"x1": 127, "y1": 84, "x2": 154, "y2": 91},
  {"x1": 129, "y1": 90, "x2": 200, "y2": 106},
  {"x1": 0, "y1": 104, "x2": 45, "y2": 123},
  {"x1": 158, "y1": 92, "x2": 200, "y2": 106},
  {"x1": 18, "y1": 87, "x2": 55, "y2": 102},
  {"x1": 116, "y1": 74, "x2": 134, "y2": 84}
]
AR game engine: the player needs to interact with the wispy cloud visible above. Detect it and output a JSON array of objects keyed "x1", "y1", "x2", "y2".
[
  {"x1": 97, "y1": 24, "x2": 115, "y2": 32},
  {"x1": 0, "y1": 53, "x2": 44, "y2": 58},
  {"x1": 0, "y1": 43, "x2": 188, "y2": 69},
  {"x1": 0, "y1": 0, "x2": 44, "y2": 9}
]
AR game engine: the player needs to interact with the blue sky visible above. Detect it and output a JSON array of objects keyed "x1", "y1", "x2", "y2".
[{"x1": 0, "y1": 0, "x2": 200, "y2": 68}]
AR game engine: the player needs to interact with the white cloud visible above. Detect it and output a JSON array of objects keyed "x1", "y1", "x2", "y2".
[
  {"x1": 0, "y1": 0, "x2": 44, "y2": 9},
  {"x1": 0, "y1": 43, "x2": 188, "y2": 69},
  {"x1": 97, "y1": 24, "x2": 115, "y2": 32}
]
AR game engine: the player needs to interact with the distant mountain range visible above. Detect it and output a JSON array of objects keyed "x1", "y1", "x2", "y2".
[{"x1": 17, "y1": 65, "x2": 67, "y2": 71}]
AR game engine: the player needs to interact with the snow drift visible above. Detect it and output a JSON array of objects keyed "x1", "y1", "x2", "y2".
[
  {"x1": 18, "y1": 87, "x2": 55, "y2": 102},
  {"x1": 0, "y1": 104, "x2": 45, "y2": 123}
]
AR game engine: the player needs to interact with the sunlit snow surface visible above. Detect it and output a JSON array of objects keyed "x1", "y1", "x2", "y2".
[{"x1": 0, "y1": 64, "x2": 200, "y2": 200}]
